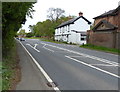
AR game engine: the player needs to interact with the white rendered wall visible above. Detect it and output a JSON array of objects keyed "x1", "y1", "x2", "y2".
[
  {"x1": 70, "y1": 18, "x2": 90, "y2": 32},
  {"x1": 55, "y1": 17, "x2": 90, "y2": 44}
]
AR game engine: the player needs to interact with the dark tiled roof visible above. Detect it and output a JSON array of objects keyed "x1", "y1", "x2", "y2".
[
  {"x1": 56, "y1": 16, "x2": 91, "y2": 29},
  {"x1": 93, "y1": 5, "x2": 120, "y2": 19},
  {"x1": 114, "y1": 5, "x2": 120, "y2": 13},
  {"x1": 92, "y1": 20, "x2": 118, "y2": 31},
  {"x1": 93, "y1": 9, "x2": 115, "y2": 19}
]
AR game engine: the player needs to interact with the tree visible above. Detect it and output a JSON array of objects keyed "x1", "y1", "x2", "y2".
[
  {"x1": 17, "y1": 29, "x2": 26, "y2": 36},
  {"x1": 32, "y1": 16, "x2": 75, "y2": 39},
  {"x1": 47, "y1": 8, "x2": 65, "y2": 22},
  {"x1": 26, "y1": 32, "x2": 34, "y2": 37},
  {"x1": 2, "y1": 2, "x2": 35, "y2": 57}
]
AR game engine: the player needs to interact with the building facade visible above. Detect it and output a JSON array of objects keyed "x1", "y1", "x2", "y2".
[
  {"x1": 55, "y1": 12, "x2": 91, "y2": 45},
  {"x1": 87, "y1": 5, "x2": 120, "y2": 49}
]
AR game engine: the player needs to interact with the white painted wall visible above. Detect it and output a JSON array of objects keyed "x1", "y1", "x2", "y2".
[
  {"x1": 70, "y1": 18, "x2": 90, "y2": 32},
  {"x1": 55, "y1": 17, "x2": 90, "y2": 44}
]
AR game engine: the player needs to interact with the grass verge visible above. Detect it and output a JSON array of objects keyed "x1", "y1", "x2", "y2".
[
  {"x1": 0, "y1": 62, "x2": 2, "y2": 91},
  {"x1": 2, "y1": 41, "x2": 20, "y2": 90},
  {"x1": 80, "y1": 44, "x2": 120, "y2": 55},
  {"x1": 25, "y1": 37, "x2": 77, "y2": 45},
  {"x1": 40, "y1": 38, "x2": 77, "y2": 45},
  {"x1": 25, "y1": 37, "x2": 41, "y2": 39}
]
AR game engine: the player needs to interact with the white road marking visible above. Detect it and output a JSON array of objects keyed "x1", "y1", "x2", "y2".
[
  {"x1": 40, "y1": 42, "x2": 119, "y2": 66},
  {"x1": 69, "y1": 55, "x2": 86, "y2": 57},
  {"x1": 19, "y1": 41, "x2": 61, "y2": 92},
  {"x1": 43, "y1": 44, "x2": 54, "y2": 52},
  {"x1": 65, "y1": 55, "x2": 120, "y2": 78},
  {"x1": 90, "y1": 64, "x2": 118, "y2": 67},
  {"x1": 26, "y1": 43, "x2": 40, "y2": 52},
  {"x1": 34, "y1": 44, "x2": 38, "y2": 49},
  {"x1": 55, "y1": 51, "x2": 71, "y2": 53}
]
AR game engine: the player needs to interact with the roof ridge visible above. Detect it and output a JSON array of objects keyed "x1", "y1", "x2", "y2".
[{"x1": 56, "y1": 16, "x2": 91, "y2": 29}]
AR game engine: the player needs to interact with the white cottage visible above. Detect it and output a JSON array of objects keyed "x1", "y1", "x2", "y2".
[{"x1": 54, "y1": 12, "x2": 91, "y2": 44}]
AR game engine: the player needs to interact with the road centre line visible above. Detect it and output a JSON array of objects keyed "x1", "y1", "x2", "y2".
[
  {"x1": 19, "y1": 41, "x2": 61, "y2": 91},
  {"x1": 65, "y1": 55, "x2": 120, "y2": 78},
  {"x1": 42, "y1": 44, "x2": 54, "y2": 52},
  {"x1": 26, "y1": 43, "x2": 40, "y2": 52},
  {"x1": 40, "y1": 42, "x2": 119, "y2": 66},
  {"x1": 68, "y1": 55, "x2": 86, "y2": 57},
  {"x1": 90, "y1": 64, "x2": 118, "y2": 67}
]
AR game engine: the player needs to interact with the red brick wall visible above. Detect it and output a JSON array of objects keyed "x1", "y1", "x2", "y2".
[
  {"x1": 88, "y1": 10, "x2": 120, "y2": 49},
  {"x1": 118, "y1": 10, "x2": 120, "y2": 31},
  {"x1": 116, "y1": 32, "x2": 120, "y2": 49},
  {"x1": 87, "y1": 31, "x2": 115, "y2": 48}
]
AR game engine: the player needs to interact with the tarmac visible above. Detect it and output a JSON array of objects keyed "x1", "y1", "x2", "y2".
[{"x1": 16, "y1": 41, "x2": 53, "y2": 90}]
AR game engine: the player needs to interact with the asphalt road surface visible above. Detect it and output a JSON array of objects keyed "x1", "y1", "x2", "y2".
[{"x1": 18, "y1": 39, "x2": 119, "y2": 91}]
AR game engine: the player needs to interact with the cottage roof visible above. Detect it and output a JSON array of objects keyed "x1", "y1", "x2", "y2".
[
  {"x1": 56, "y1": 16, "x2": 91, "y2": 29},
  {"x1": 92, "y1": 20, "x2": 118, "y2": 31},
  {"x1": 93, "y1": 5, "x2": 120, "y2": 19}
]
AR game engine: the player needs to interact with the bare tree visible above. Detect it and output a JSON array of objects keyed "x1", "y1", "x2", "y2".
[{"x1": 47, "y1": 8, "x2": 65, "y2": 22}]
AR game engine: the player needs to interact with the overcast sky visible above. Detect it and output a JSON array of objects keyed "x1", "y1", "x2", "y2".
[{"x1": 22, "y1": 0, "x2": 120, "y2": 32}]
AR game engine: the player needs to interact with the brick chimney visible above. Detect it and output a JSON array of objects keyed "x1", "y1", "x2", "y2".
[{"x1": 79, "y1": 12, "x2": 83, "y2": 16}]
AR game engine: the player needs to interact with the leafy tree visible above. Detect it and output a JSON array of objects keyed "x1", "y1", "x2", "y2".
[
  {"x1": 32, "y1": 15, "x2": 75, "y2": 39},
  {"x1": 26, "y1": 32, "x2": 34, "y2": 37},
  {"x1": 2, "y1": 2, "x2": 35, "y2": 57},
  {"x1": 17, "y1": 29, "x2": 26, "y2": 36}
]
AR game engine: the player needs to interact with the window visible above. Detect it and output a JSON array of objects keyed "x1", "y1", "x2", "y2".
[
  {"x1": 68, "y1": 25, "x2": 70, "y2": 32},
  {"x1": 81, "y1": 34, "x2": 86, "y2": 41}
]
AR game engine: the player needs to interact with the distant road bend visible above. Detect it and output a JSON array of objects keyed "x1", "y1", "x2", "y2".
[{"x1": 18, "y1": 39, "x2": 119, "y2": 91}]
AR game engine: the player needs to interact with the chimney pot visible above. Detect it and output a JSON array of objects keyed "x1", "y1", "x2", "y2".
[{"x1": 79, "y1": 12, "x2": 83, "y2": 16}]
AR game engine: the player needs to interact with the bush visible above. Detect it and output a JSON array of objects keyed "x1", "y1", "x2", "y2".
[{"x1": 26, "y1": 33, "x2": 34, "y2": 37}]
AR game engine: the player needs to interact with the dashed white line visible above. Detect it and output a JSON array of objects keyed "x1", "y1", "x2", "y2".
[
  {"x1": 65, "y1": 55, "x2": 120, "y2": 78},
  {"x1": 90, "y1": 64, "x2": 118, "y2": 67},
  {"x1": 68, "y1": 55, "x2": 86, "y2": 57},
  {"x1": 41, "y1": 42, "x2": 119, "y2": 66},
  {"x1": 43, "y1": 44, "x2": 54, "y2": 52}
]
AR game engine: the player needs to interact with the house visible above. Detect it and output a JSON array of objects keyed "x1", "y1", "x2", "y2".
[
  {"x1": 55, "y1": 12, "x2": 91, "y2": 45},
  {"x1": 87, "y1": 4, "x2": 120, "y2": 49}
]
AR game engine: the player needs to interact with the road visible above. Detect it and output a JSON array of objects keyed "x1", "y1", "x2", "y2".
[{"x1": 18, "y1": 39, "x2": 119, "y2": 91}]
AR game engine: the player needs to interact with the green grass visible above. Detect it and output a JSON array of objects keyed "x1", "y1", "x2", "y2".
[
  {"x1": 0, "y1": 62, "x2": 2, "y2": 91},
  {"x1": 80, "y1": 44, "x2": 120, "y2": 55},
  {"x1": 2, "y1": 42, "x2": 17, "y2": 90},
  {"x1": 25, "y1": 37, "x2": 77, "y2": 45},
  {"x1": 2, "y1": 60, "x2": 13, "y2": 90},
  {"x1": 40, "y1": 38, "x2": 78, "y2": 45},
  {"x1": 26, "y1": 37, "x2": 120, "y2": 55},
  {"x1": 25, "y1": 37, "x2": 41, "y2": 39},
  {"x1": 40, "y1": 38, "x2": 64, "y2": 44}
]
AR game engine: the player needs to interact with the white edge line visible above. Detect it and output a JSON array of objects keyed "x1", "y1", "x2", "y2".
[
  {"x1": 65, "y1": 55, "x2": 120, "y2": 78},
  {"x1": 18, "y1": 40, "x2": 60, "y2": 91}
]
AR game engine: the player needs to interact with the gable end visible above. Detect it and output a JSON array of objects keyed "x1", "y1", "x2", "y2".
[{"x1": 92, "y1": 20, "x2": 118, "y2": 31}]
